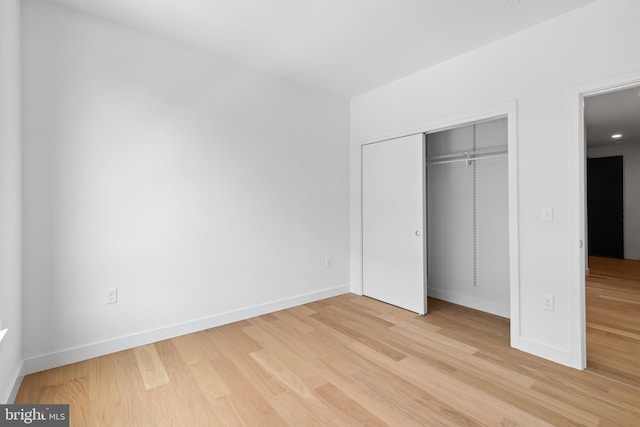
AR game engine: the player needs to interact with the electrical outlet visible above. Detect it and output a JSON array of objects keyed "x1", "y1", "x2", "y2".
[
  {"x1": 325, "y1": 257, "x2": 332, "y2": 269},
  {"x1": 541, "y1": 294, "x2": 554, "y2": 311},
  {"x1": 105, "y1": 288, "x2": 118, "y2": 305}
]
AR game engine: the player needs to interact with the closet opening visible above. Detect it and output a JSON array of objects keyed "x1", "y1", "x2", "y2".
[
  {"x1": 425, "y1": 117, "x2": 510, "y2": 318},
  {"x1": 361, "y1": 102, "x2": 519, "y2": 349}
]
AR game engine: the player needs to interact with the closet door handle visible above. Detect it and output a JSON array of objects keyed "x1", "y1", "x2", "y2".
[{"x1": 415, "y1": 231, "x2": 421, "y2": 237}]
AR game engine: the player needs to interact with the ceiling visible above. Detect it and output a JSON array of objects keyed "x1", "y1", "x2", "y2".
[
  {"x1": 585, "y1": 86, "x2": 640, "y2": 147},
  {"x1": 46, "y1": 0, "x2": 596, "y2": 97}
]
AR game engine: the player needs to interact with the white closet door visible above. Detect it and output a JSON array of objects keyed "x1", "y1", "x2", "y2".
[{"x1": 362, "y1": 134, "x2": 426, "y2": 315}]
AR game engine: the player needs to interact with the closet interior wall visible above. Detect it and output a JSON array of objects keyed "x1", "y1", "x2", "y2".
[{"x1": 426, "y1": 118, "x2": 510, "y2": 317}]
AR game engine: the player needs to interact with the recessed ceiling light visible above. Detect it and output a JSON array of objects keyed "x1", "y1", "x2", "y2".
[{"x1": 611, "y1": 133, "x2": 623, "y2": 140}]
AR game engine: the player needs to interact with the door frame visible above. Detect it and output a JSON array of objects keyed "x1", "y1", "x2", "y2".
[
  {"x1": 568, "y1": 71, "x2": 640, "y2": 369},
  {"x1": 358, "y1": 100, "x2": 521, "y2": 349}
]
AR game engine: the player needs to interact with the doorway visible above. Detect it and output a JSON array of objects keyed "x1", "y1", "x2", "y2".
[
  {"x1": 360, "y1": 102, "x2": 520, "y2": 349},
  {"x1": 586, "y1": 156, "x2": 624, "y2": 259},
  {"x1": 426, "y1": 118, "x2": 510, "y2": 318},
  {"x1": 361, "y1": 119, "x2": 510, "y2": 317},
  {"x1": 583, "y1": 84, "x2": 640, "y2": 387}
]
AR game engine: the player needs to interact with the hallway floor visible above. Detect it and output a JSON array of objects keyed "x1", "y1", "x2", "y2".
[{"x1": 587, "y1": 256, "x2": 640, "y2": 388}]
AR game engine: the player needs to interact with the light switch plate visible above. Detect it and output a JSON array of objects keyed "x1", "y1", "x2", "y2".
[
  {"x1": 105, "y1": 288, "x2": 118, "y2": 304},
  {"x1": 541, "y1": 294, "x2": 554, "y2": 311},
  {"x1": 540, "y1": 207, "x2": 553, "y2": 222}
]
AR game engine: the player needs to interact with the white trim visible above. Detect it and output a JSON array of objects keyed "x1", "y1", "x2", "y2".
[
  {"x1": 22, "y1": 284, "x2": 350, "y2": 375},
  {"x1": 421, "y1": 133, "x2": 428, "y2": 316},
  {"x1": 427, "y1": 287, "x2": 509, "y2": 318},
  {"x1": 355, "y1": 100, "x2": 521, "y2": 350},
  {"x1": 506, "y1": 102, "x2": 521, "y2": 350},
  {"x1": 567, "y1": 70, "x2": 640, "y2": 370},
  {"x1": 358, "y1": 101, "x2": 516, "y2": 145},
  {"x1": 518, "y1": 337, "x2": 576, "y2": 368},
  {"x1": 1, "y1": 361, "x2": 23, "y2": 404},
  {"x1": 6, "y1": 364, "x2": 23, "y2": 404}
]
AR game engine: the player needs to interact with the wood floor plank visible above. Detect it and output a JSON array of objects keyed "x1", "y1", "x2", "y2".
[
  {"x1": 348, "y1": 340, "x2": 542, "y2": 426},
  {"x1": 111, "y1": 350, "x2": 157, "y2": 426},
  {"x1": 311, "y1": 311, "x2": 407, "y2": 362},
  {"x1": 315, "y1": 382, "x2": 387, "y2": 427},
  {"x1": 133, "y1": 344, "x2": 170, "y2": 391},
  {"x1": 206, "y1": 327, "x2": 287, "y2": 400},
  {"x1": 269, "y1": 391, "x2": 340, "y2": 427},
  {"x1": 309, "y1": 357, "x2": 429, "y2": 426},
  {"x1": 153, "y1": 339, "x2": 226, "y2": 426},
  {"x1": 451, "y1": 368, "x2": 600, "y2": 426},
  {"x1": 88, "y1": 352, "x2": 119, "y2": 402},
  {"x1": 385, "y1": 323, "x2": 536, "y2": 388},
  {"x1": 15, "y1": 292, "x2": 640, "y2": 426},
  {"x1": 172, "y1": 334, "x2": 230, "y2": 400},
  {"x1": 530, "y1": 381, "x2": 640, "y2": 426},
  {"x1": 249, "y1": 349, "x2": 318, "y2": 403},
  {"x1": 210, "y1": 356, "x2": 288, "y2": 426},
  {"x1": 271, "y1": 310, "x2": 316, "y2": 334},
  {"x1": 55, "y1": 376, "x2": 90, "y2": 426},
  {"x1": 242, "y1": 322, "x2": 327, "y2": 390},
  {"x1": 587, "y1": 256, "x2": 640, "y2": 387},
  {"x1": 346, "y1": 358, "x2": 480, "y2": 426},
  {"x1": 87, "y1": 397, "x2": 126, "y2": 427},
  {"x1": 587, "y1": 322, "x2": 640, "y2": 341},
  {"x1": 207, "y1": 395, "x2": 246, "y2": 427}
]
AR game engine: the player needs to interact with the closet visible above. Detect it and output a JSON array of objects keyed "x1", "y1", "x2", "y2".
[
  {"x1": 362, "y1": 117, "x2": 509, "y2": 317},
  {"x1": 426, "y1": 117, "x2": 509, "y2": 317}
]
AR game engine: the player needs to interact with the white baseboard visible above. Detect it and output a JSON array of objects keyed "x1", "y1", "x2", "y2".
[
  {"x1": 427, "y1": 287, "x2": 510, "y2": 318},
  {"x1": 625, "y1": 253, "x2": 640, "y2": 260},
  {"x1": 8, "y1": 367, "x2": 23, "y2": 404},
  {"x1": 22, "y1": 284, "x2": 350, "y2": 375},
  {"x1": 2, "y1": 362, "x2": 23, "y2": 404},
  {"x1": 517, "y1": 337, "x2": 581, "y2": 370}
]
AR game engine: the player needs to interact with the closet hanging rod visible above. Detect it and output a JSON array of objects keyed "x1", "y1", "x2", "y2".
[{"x1": 427, "y1": 151, "x2": 507, "y2": 166}]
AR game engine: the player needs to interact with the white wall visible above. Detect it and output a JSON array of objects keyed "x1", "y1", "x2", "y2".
[
  {"x1": 0, "y1": 0, "x2": 23, "y2": 403},
  {"x1": 21, "y1": 0, "x2": 350, "y2": 372},
  {"x1": 588, "y1": 142, "x2": 640, "y2": 259},
  {"x1": 350, "y1": 0, "x2": 640, "y2": 367}
]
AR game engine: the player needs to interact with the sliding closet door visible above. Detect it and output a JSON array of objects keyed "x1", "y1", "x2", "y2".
[{"x1": 362, "y1": 134, "x2": 426, "y2": 315}]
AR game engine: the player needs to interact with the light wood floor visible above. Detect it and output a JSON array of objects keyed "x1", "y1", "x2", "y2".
[
  {"x1": 16, "y1": 295, "x2": 640, "y2": 426},
  {"x1": 587, "y1": 256, "x2": 640, "y2": 387}
]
